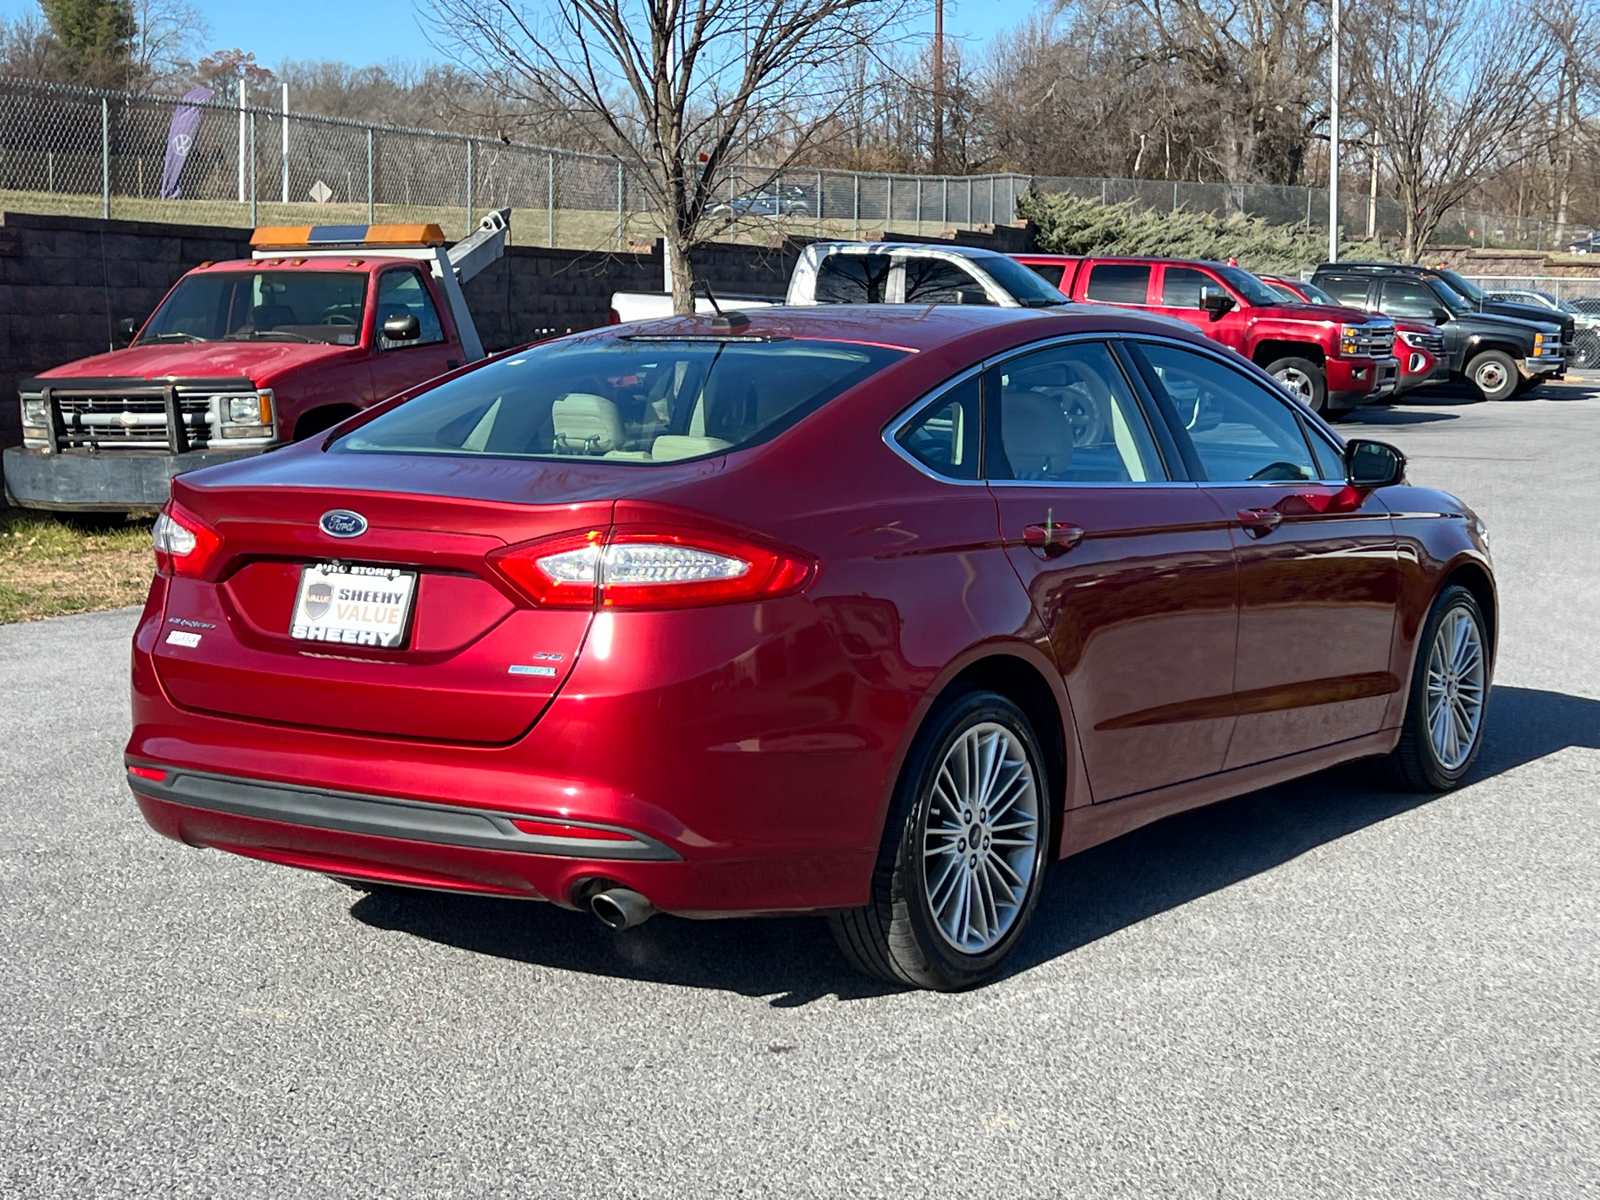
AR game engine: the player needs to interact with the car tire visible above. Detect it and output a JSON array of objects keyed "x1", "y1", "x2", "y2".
[
  {"x1": 829, "y1": 689, "x2": 1051, "y2": 991},
  {"x1": 1266, "y1": 357, "x2": 1328, "y2": 413},
  {"x1": 1376, "y1": 584, "x2": 1490, "y2": 792},
  {"x1": 1467, "y1": 350, "x2": 1519, "y2": 401}
]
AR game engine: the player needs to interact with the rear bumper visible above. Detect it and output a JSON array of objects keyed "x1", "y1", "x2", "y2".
[{"x1": 3, "y1": 445, "x2": 263, "y2": 512}]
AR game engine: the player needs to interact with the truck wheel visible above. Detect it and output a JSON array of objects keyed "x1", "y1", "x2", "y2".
[
  {"x1": 1266, "y1": 357, "x2": 1327, "y2": 413},
  {"x1": 1467, "y1": 350, "x2": 1518, "y2": 401}
]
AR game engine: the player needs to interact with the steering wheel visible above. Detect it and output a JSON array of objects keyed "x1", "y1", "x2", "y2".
[
  {"x1": 322, "y1": 313, "x2": 357, "y2": 327},
  {"x1": 1247, "y1": 461, "x2": 1308, "y2": 481}
]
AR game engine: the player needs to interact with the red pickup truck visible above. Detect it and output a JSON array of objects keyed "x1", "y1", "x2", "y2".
[
  {"x1": 5, "y1": 215, "x2": 507, "y2": 513},
  {"x1": 1016, "y1": 255, "x2": 1399, "y2": 418}
]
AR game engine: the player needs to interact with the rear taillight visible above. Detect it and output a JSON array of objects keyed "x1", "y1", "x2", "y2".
[
  {"x1": 152, "y1": 503, "x2": 222, "y2": 577},
  {"x1": 490, "y1": 527, "x2": 813, "y2": 610}
]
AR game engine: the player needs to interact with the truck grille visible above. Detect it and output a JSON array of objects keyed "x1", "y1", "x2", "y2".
[
  {"x1": 1346, "y1": 323, "x2": 1396, "y2": 358},
  {"x1": 50, "y1": 393, "x2": 213, "y2": 449}
]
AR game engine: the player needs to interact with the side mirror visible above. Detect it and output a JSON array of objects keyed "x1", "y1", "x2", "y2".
[
  {"x1": 1199, "y1": 287, "x2": 1236, "y2": 319},
  {"x1": 1345, "y1": 438, "x2": 1406, "y2": 488},
  {"x1": 382, "y1": 314, "x2": 421, "y2": 342},
  {"x1": 117, "y1": 317, "x2": 139, "y2": 344}
]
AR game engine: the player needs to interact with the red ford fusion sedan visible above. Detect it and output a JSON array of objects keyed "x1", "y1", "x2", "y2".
[{"x1": 126, "y1": 304, "x2": 1495, "y2": 990}]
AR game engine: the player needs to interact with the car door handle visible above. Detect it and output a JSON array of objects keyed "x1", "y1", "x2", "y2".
[
  {"x1": 1237, "y1": 508, "x2": 1283, "y2": 537},
  {"x1": 1022, "y1": 521, "x2": 1085, "y2": 555}
]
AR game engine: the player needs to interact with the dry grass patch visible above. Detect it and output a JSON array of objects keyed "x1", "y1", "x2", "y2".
[{"x1": 0, "y1": 509, "x2": 154, "y2": 623}]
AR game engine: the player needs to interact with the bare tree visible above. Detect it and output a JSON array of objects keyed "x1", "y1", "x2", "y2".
[
  {"x1": 129, "y1": 0, "x2": 207, "y2": 87},
  {"x1": 1348, "y1": 0, "x2": 1558, "y2": 258},
  {"x1": 426, "y1": 0, "x2": 922, "y2": 313}
]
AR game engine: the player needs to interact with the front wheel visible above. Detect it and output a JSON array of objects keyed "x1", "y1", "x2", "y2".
[
  {"x1": 1266, "y1": 356, "x2": 1328, "y2": 413},
  {"x1": 1377, "y1": 585, "x2": 1490, "y2": 792},
  {"x1": 830, "y1": 690, "x2": 1051, "y2": 990},
  {"x1": 1467, "y1": 350, "x2": 1519, "y2": 401}
]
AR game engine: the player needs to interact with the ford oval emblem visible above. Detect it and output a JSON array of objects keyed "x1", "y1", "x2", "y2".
[{"x1": 319, "y1": 509, "x2": 368, "y2": 538}]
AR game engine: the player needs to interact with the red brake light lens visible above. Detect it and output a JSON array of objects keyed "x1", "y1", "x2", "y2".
[
  {"x1": 489, "y1": 527, "x2": 813, "y2": 610},
  {"x1": 152, "y1": 503, "x2": 222, "y2": 577}
]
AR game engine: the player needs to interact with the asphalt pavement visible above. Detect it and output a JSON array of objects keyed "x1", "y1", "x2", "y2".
[{"x1": 2, "y1": 380, "x2": 1597, "y2": 1198}]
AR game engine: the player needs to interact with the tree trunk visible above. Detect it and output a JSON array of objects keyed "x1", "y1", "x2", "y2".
[{"x1": 668, "y1": 234, "x2": 696, "y2": 316}]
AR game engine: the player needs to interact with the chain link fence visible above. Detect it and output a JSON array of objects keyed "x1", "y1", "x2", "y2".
[
  {"x1": 0, "y1": 75, "x2": 1586, "y2": 254},
  {"x1": 0, "y1": 76, "x2": 1024, "y2": 250}
]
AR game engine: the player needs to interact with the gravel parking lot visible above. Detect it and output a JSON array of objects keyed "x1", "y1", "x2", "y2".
[{"x1": 2, "y1": 381, "x2": 1597, "y2": 1199}]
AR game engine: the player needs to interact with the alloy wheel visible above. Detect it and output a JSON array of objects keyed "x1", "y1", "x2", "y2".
[
  {"x1": 1424, "y1": 606, "x2": 1487, "y2": 771},
  {"x1": 921, "y1": 721, "x2": 1041, "y2": 954},
  {"x1": 1274, "y1": 366, "x2": 1316, "y2": 404}
]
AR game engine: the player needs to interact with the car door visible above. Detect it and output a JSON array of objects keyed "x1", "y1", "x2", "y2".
[
  {"x1": 985, "y1": 337, "x2": 1240, "y2": 802},
  {"x1": 1131, "y1": 340, "x2": 1400, "y2": 765},
  {"x1": 366, "y1": 266, "x2": 463, "y2": 403}
]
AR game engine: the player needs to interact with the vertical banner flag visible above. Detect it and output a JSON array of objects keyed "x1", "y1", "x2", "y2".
[{"x1": 160, "y1": 87, "x2": 213, "y2": 200}]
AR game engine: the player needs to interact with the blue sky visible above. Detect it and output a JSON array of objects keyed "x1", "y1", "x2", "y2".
[{"x1": 0, "y1": 0, "x2": 1041, "y2": 71}]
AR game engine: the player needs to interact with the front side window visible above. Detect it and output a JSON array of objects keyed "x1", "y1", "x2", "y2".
[
  {"x1": 1317, "y1": 276, "x2": 1373, "y2": 308},
  {"x1": 897, "y1": 376, "x2": 980, "y2": 479},
  {"x1": 1138, "y1": 343, "x2": 1321, "y2": 482},
  {"x1": 1161, "y1": 267, "x2": 1217, "y2": 308},
  {"x1": 1379, "y1": 280, "x2": 1442, "y2": 321},
  {"x1": 138, "y1": 271, "x2": 367, "y2": 345},
  {"x1": 902, "y1": 259, "x2": 993, "y2": 305},
  {"x1": 1084, "y1": 263, "x2": 1151, "y2": 305},
  {"x1": 375, "y1": 269, "x2": 445, "y2": 349},
  {"x1": 988, "y1": 341, "x2": 1166, "y2": 483},
  {"x1": 814, "y1": 253, "x2": 892, "y2": 304},
  {"x1": 338, "y1": 336, "x2": 907, "y2": 464}
]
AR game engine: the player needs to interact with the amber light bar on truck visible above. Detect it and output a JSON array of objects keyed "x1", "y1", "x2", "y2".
[{"x1": 249, "y1": 224, "x2": 448, "y2": 250}]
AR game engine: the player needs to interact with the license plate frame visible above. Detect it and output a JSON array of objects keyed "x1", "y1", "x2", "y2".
[{"x1": 289, "y1": 562, "x2": 418, "y2": 650}]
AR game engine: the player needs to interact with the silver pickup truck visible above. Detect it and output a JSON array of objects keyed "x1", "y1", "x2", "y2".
[{"x1": 608, "y1": 241, "x2": 1073, "y2": 323}]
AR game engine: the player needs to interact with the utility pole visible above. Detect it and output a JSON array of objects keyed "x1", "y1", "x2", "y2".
[
  {"x1": 1367, "y1": 134, "x2": 1378, "y2": 240},
  {"x1": 1328, "y1": 0, "x2": 1340, "y2": 263},
  {"x1": 931, "y1": 0, "x2": 945, "y2": 173},
  {"x1": 280, "y1": 83, "x2": 289, "y2": 205}
]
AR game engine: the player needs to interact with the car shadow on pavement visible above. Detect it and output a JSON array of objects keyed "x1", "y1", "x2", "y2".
[{"x1": 350, "y1": 685, "x2": 1598, "y2": 1004}]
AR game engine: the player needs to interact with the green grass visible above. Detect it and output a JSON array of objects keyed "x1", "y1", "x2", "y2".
[{"x1": 0, "y1": 508, "x2": 155, "y2": 624}]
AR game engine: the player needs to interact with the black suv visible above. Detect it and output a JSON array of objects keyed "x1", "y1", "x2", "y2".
[{"x1": 1312, "y1": 262, "x2": 1568, "y2": 400}]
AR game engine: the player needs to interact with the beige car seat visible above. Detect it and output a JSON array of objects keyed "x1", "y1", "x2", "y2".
[{"x1": 552, "y1": 393, "x2": 623, "y2": 454}]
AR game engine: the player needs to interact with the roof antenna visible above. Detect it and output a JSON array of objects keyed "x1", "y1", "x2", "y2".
[{"x1": 700, "y1": 280, "x2": 750, "y2": 331}]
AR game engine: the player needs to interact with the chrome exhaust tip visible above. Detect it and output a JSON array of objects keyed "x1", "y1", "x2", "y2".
[{"x1": 590, "y1": 886, "x2": 655, "y2": 930}]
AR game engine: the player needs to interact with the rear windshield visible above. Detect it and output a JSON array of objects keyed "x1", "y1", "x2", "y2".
[
  {"x1": 335, "y1": 336, "x2": 909, "y2": 464},
  {"x1": 138, "y1": 271, "x2": 367, "y2": 345}
]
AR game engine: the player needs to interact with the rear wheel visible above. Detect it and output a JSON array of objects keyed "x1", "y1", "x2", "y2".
[
  {"x1": 1377, "y1": 585, "x2": 1490, "y2": 792},
  {"x1": 830, "y1": 689, "x2": 1051, "y2": 990},
  {"x1": 1467, "y1": 350, "x2": 1518, "y2": 401},
  {"x1": 1266, "y1": 357, "x2": 1328, "y2": 413}
]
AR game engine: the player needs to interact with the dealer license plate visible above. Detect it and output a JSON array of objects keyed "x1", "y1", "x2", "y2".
[{"x1": 290, "y1": 562, "x2": 417, "y2": 649}]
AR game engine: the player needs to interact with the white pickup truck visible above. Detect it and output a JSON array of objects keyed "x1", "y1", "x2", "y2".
[{"x1": 608, "y1": 240, "x2": 1073, "y2": 323}]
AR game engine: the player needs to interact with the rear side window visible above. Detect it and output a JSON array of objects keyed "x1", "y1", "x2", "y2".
[
  {"x1": 337, "y1": 336, "x2": 908, "y2": 464},
  {"x1": 1084, "y1": 264, "x2": 1151, "y2": 305},
  {"x1": 814, "y1": 254, "x2": 892, "y2": 304},
  {"x1": 988, "y1": 342, "x2": 1166, "y2": 483},
  {"x1": 897, "y1": 376, "x2": 980, "y2": 479},
  {"x1": 1318, "y1": 276, "x2": 1373, "y2": 307}
]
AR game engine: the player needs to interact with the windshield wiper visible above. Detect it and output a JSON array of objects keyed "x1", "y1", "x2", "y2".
[
  {"x1": 140, "y1": 331, "x2": 206, "y2": 343},
  {"x1": 226, "y1": 330, "x2": 315, "y2": 343}
]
